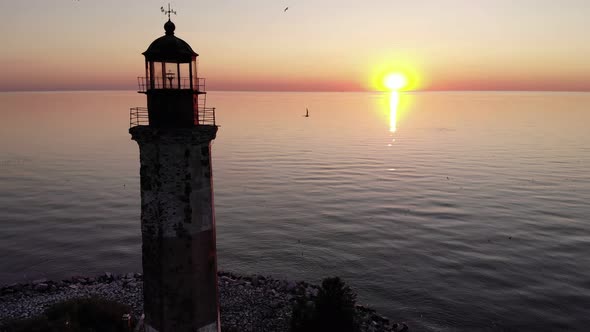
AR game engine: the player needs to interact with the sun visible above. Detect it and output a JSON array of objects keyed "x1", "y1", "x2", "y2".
[{"x1": 384, "y1": 73, "x2": 408, "y2": 91}]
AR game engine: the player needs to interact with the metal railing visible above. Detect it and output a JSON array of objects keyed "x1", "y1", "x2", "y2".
[
  {"x1": 130, "y1": 107, "x2": 149, "y2": 127},
  {"x1": 197, "y1": 107, "x2": 216, "y2": 126},
  {"x1": 137, "y1": 77, "x2": 206, "y2": 93},
  {"x1": 129, "y1": 106, "x2": 216, "y2": 128}
]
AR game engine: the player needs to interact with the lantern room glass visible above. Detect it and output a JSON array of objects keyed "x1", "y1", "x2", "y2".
[{"x1": 146, "y1": 60, "x2": 196, "y2": 90}]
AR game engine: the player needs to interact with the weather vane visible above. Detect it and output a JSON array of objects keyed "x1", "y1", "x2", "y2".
[{"x1": 161, "y1": 3, "x2": 177, "y2": 20}]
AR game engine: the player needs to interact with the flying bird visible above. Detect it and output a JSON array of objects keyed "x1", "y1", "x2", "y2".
[{"x1": 284, "y1": 7, "x2": 289, "y2": 12}]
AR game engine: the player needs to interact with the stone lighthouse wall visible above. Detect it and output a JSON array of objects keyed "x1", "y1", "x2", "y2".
[{"x1": 130, "y1": 126, "x2": 219, "y2": 332}]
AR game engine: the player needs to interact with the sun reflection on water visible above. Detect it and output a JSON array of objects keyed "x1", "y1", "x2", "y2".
[{"x1": 389, "y1": 91, "x2": 399, "y2": 133}]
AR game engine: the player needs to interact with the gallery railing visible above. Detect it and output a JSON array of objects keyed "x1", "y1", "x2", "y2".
[
  {"x1": 130, "y1": 107, "x2": 149, "y2": 127},
  {"x1": 129, "y1": 106, "x2": 216, "y2": 128},
  {"x1": 197, "y1": 107, "x2": 216, "y2": 126},
  {"x1": 137, "y1": 77, "x2": 207, "y2": 93}
]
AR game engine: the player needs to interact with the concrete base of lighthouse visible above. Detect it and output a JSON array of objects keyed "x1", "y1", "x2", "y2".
[{"x1": 130, "y1": 126, "x2": 220, "y2": 332}]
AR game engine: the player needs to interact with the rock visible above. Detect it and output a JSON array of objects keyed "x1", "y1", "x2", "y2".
[
  {"x1": 305, "y1": 287, "x2": 318, "y2": 297},
  {"x1": 278, "y1": 280, "x2": 288, "y2": 291},
  {"x1": 270, "y1": 300, "x2": 281, "y2": 309},
  {"x1": 33, "y1": 283, "x2": 49, "y2": 292},
  {"x1": 72, "y1": 276, "x2": 86, "y2": 284},
  {"x1": 3, "y1": 284, "x2": 19, "y2": 293},
  {"x1": 286, "y1": 281, "x2": 297, "y2": 292},
  {"x1": 32, "y1": 278, "x2": 48, "y2": 285},
  {"x1": 2, "y1": 288, "x2": 15, "y2": 294},
  {"x1": 295, "y1": 285, "x2": 306, "y2": 295}
]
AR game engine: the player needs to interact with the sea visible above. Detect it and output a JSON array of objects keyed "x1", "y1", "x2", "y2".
[{"x1": 0, "y1": 91, "x2": 589, "y2": 331}]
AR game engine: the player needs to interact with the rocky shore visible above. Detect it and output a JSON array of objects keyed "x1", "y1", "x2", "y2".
[{"x1": 0, "y1": 272, "x2": 406, "y2": 332}]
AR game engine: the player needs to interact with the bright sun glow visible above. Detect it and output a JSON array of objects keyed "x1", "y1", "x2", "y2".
[{"x1": 384, "y1": 73, "x2": 408, "y2": 91}]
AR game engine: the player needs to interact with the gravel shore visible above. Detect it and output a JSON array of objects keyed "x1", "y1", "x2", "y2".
[{"x1": 0, "y1": 272, "x2": 406, "y2": 332}]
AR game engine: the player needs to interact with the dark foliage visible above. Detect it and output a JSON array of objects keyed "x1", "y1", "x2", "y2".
[
  {"x1": 0, "y1": 297, "x2": 134, "y2": 332},
  {"x1": 291, "y1": 277, "x2": 359, "y2": 332}
]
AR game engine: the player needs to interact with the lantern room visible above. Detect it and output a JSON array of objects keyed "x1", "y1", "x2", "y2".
[
  {"x1": 130, "y1": 19, "x2": 215, "y2": 128},
  {"x1": 143, "y1": 20, "x2": 200, "y2": 91}
]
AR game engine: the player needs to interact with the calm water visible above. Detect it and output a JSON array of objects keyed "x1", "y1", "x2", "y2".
[{"x1": 1, "y1": 91, "x2": 590, "y2": 331}]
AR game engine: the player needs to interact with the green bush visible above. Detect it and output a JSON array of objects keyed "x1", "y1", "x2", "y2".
[
  {"x1": 1, "y1": 297, "x2": 134, "y2": 332},
  {"x1": 291, "y1": 277, "x2": 359, "y2": 332}
]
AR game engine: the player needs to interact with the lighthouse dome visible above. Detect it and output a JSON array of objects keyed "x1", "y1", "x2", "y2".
[{"x1": 142, "y1": 20, "x2": 198, "y2": 63}]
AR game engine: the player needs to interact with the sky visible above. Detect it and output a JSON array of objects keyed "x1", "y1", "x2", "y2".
[{"x1": 0, "y1": 0, "x2": 589, "y2": 92}]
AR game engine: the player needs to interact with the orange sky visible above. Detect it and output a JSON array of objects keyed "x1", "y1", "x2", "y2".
[{"x1": 1, "y1": 0, "x2": 589, "y2": 92}]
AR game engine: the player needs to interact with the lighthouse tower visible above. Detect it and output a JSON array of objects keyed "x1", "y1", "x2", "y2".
[{"x1": 129, "y1": 10, "x2": 219, "y2": 332}]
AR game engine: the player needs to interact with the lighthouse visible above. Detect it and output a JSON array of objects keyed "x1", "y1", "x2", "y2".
[{"x1": 129, "y1": 7, "x2": 220, "y2": 332}]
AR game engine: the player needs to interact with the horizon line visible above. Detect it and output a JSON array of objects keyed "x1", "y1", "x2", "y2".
[{"x1": 2, "y1": 89, "x2": 590, "y2": 94}]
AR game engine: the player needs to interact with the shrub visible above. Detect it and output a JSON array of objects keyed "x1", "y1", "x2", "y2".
[
  {"x1": 1, "y1": 297, "x2": 134, "y2": 332},
  {"x1": 291, "y1": 277, "x2": 359, "y2": 332}
]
